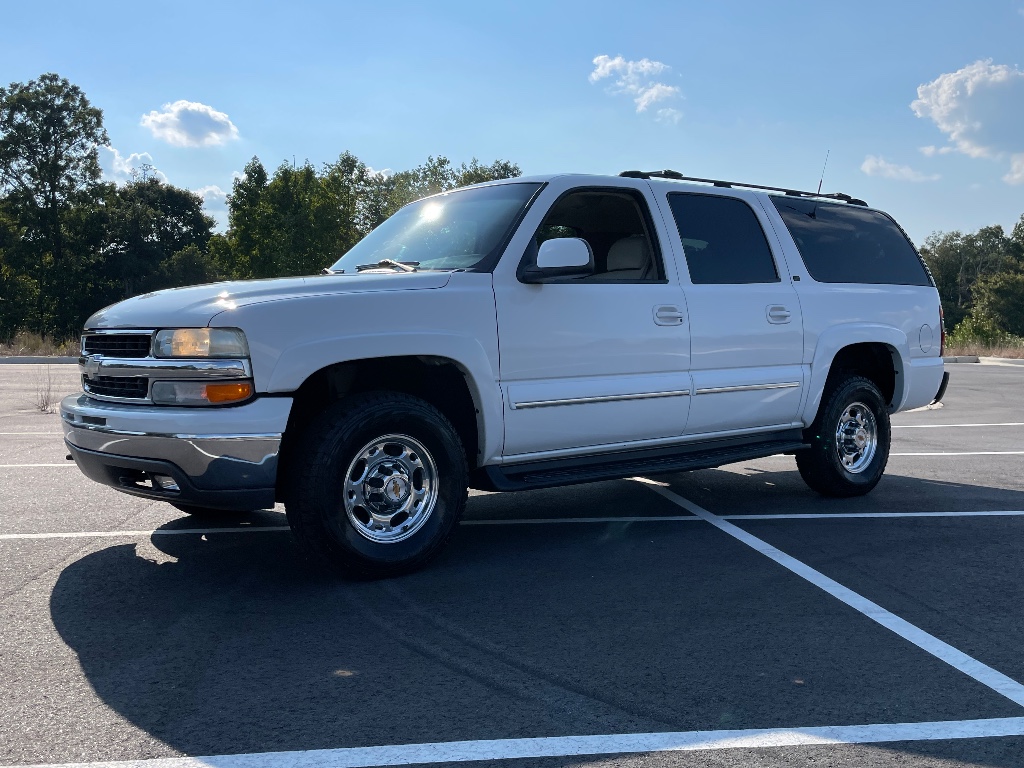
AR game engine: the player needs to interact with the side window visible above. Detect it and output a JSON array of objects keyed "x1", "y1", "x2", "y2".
[
  {"x1": 771, "y1": 197, "x2": 931, "y2": 286},
  {"x1": 529, "y1": 189, "x2": 664, "y2": 282},
  {"x1": 667, "y1": 193, "x2": 779, "y2": 284}
]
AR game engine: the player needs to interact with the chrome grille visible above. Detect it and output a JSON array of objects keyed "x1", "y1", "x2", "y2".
[
  {"x1": 82, "y1": 375, "x2": 149, "y2": 399},
  {"x1": 82, "y1": 333, "x2": 152, "y2": 358}
]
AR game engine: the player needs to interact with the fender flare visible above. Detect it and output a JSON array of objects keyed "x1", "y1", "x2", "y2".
[
  {"x1": 266, "y1": 332, "x2": 503, "y2": 464},
  {"x1": 801, "y1": 324, "x2": 911, "y2": 424}
]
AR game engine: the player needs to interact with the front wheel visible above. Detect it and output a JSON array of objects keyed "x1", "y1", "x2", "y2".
[
  {"x1": 284, "y1": 391, "x2": 467, "y2": 578},
  {"x1": 796, "y1": 375, "x2": 891, "y2": 497}
]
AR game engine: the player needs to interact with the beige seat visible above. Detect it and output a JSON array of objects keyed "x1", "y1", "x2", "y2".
[{"x1": 600, "y1": 235, "x2": 652, "y2": 280}]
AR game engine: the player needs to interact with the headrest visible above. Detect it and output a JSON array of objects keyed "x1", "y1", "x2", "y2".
[{"x1": 607, "y1": 236, "x2": 650, "y2": 271}]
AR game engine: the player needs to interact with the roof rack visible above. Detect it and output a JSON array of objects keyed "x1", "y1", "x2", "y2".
[{"x1": 618, "y1": 170, "x2": 867, "y2": 206}]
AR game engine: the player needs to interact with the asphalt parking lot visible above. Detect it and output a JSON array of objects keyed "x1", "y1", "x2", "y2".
[{"x1": 2, "y1": 361, "x2": 1024, "y2": 768}]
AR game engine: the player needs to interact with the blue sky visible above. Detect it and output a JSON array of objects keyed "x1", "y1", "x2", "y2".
[{"x1": 4, "y1": 0, "x2": 1024, "y2": 244}]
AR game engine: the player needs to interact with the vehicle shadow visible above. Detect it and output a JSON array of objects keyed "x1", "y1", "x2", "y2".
[
  {"x1": 654, "y1": 463, "x2": 1024, "y2": 517},
  {"x1": 46, "y1": 472, "x2": 1024, "y2": 767}
]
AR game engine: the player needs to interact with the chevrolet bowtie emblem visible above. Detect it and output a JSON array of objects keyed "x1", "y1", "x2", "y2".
[{"x1": 83, "y1": 355, "x2": 102, "y2": 376}]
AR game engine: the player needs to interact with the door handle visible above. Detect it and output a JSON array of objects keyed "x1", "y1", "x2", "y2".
[
  {"x1": 766, "y1": 305, "x2": 792, "y2": 324},
  {"x1": 654, "y1": 305, "x2": 685, "y2": 326}
]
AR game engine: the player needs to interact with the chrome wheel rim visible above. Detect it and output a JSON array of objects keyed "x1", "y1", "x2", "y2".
[
  {"x1": 835, "y1": 402, "x2": 877, "y2": 474},
  {"x1": 342, "y1": 434, "x2": 438, "y2": 543}
]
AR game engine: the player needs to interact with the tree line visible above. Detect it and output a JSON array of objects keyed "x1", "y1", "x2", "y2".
[
  {"x1": 2, "y1": 73, "x2": 1024, "y2": 345},
  {"x1": 921, "y1": 218, "x2": 1024, "y2": 344},
  {"x1": 0, "y1": 74, "x2": 520, "y2": 339}
]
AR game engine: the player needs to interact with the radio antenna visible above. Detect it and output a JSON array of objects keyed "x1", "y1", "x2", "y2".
[{"x1": 816, "y1": 149, "x2": 831, "y2": 195}]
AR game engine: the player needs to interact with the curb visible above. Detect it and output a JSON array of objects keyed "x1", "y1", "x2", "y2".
[
  {"x1": 942, "y1": 355, "x2": 980, "y2": 364},
  {"x1": 0, "y1": 356, "x2": 78, "y2": 364},
  {"x1": 980, "y1": 357, "x2": 1024, "y2": 366}
]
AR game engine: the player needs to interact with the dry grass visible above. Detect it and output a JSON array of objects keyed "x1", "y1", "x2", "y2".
[
  {"x1": 34, "y1": 365, "x2": 56, "y2": 413},
  {"x1": 944, "y1": 342, "x2": 1024, "y2": 359},
  {"x1": 0, "y1": 330, "x2": 78, "y2": 357}
]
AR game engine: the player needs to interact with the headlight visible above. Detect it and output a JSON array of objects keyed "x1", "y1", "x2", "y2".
[
  {"x1": 151, "y1": 380, "x2": 254, "y2": 406},
  {"x1": 153, "y1": 328, "x2": 249, "y2": 358}
]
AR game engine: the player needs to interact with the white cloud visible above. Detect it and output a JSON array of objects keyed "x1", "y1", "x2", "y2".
[
  {"x1": 589, "y1": 54, "x2": 682, "y2": 118},
  {"x1": 918, "y1": 145, "x2": 953, "y2": 157},
  {"x1": 911, "y1": 59, "x2": 1024, "y2": 182},
  {"x1": 860, "y1": 155, "x2": 940, "y2": 182},
  {"x1": 98, "y1": 146, "x2": 168, "y2": 183},
  {"x1": 195, "y1": 185, "x2": 227, "y2": 206},
  {"x1": 656, "y1": 108, "x2": 682, "y2": 125},
  {"x1": 1005, "y1": 154, "x2": 1024, "y2": 185},
  {"x1": 141, "y1": 100, "x2": 240, "y2": 147}
]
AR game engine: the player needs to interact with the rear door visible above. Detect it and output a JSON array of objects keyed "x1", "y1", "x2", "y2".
[{"x1": 656, "y1": 190, "x2": 806, "y2": 436}]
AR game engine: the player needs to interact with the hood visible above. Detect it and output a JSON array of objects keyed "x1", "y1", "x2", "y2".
[{"x1": 84, "y1": 271, "x2": 452, "y2": 329}]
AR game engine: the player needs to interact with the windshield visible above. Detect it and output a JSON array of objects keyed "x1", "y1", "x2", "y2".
[{"x1": 327, "y1": 182, "x2": 541, "y2": 273}]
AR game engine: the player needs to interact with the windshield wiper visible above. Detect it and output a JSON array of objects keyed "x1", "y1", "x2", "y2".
[
  {"x1": 355, "y1": 259, "x2": 420, "y2": 272},
  {"x1": 321, "y1": 268, "x2": 344, "y2": 274}
]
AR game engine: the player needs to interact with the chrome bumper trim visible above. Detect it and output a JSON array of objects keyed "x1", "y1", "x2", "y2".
[
  {"x1": 79, "y1": 356, "x2": 251, "y2": 379},
  {"x1": 60, "y1": 393, "x2": 290, "y2": 492}
]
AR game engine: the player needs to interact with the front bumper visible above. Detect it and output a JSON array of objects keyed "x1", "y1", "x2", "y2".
[{"x1": 61, "y1": 393, "x2": 293, "y2": 510}]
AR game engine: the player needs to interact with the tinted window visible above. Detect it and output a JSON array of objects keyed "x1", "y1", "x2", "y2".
[
  {"x1": 667, "y1": 193, "x2": 779, "y2": 284},
  {"x1": 771, "y1": 197, "x2": 930, "y2": 286}
]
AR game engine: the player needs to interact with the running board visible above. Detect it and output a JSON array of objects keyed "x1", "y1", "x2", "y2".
[{"x1": 476, "y1": 433, "x2": 809, "y2": 492}]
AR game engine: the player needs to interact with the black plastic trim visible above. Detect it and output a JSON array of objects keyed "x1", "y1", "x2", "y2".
[
  {"x1": 931, "y1": 370, "x2": 950, "y2": 405},
  {"x1": 66, "y1": 441, "x2": 275, "y2": 510},
  {"x1": 470, "y1": 430, "x2": 808, "y2": 492},
  {"x1": 619, "y1": 170, "x2": 867, "y2": 206}
]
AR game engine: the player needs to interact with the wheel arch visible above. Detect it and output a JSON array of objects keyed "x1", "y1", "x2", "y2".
[
  {"x1": 276, "y1": 354, "x2": 493, "y2": 500},
  {"x1": 802, "y1": 326, "x2": 910, "y2": 425}
]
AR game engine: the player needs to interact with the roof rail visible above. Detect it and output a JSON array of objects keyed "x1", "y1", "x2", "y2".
[{"x1": 618, "y1": 170, "x2": 867, "y2": 206}]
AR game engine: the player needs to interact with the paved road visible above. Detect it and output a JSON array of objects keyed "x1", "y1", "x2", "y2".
[{"x1": 1, "y1": 363, "x2": 1024, "y2": 767}]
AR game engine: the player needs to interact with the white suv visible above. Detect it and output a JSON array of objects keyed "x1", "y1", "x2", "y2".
[{"x1": 63, "y1": 171, "x2": 947, "y2": 576}]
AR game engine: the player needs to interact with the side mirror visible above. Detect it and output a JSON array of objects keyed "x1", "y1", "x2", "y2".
[{"x1": 521, "y1": 238, "x2": 593, "y2": 283}]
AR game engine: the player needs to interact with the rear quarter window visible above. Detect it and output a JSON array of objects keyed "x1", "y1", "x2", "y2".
[{"x1": 771, "y1": 198, "x2": 931, "y2": 286}]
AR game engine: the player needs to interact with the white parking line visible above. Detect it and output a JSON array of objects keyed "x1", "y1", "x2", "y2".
[
  {"x1": 12, "y1": 717, "x2": 1024, "y2": 768},
  {"x1": 892, "y1": 422, "x2": 1024, "y2": 429},
  {"x1": 892, "y1": 451, "x2": 1024, "y2": 457},
  {"x1": 0, "y1": 432, "x2": 63, "y2": 435},
  {"x1": 0, "y1": 463, "x2": 75, "y2": 468},
  {"x1": 0, "y1": 527, "x2": 290, "y2": 540},
  {"x1": 461, "y1": 515, "x2": 700, "y2": 525},
  {"x1": 757, "y1": 451, "x2": 1024, "y2": 458},
  {"x1": 721, "y1": 511, "x2": 1024, "y2": 520},
  {"x1": 6, "y1": 509, "x2": 1024, "y2": 540},
  {"x1": 636, "y1": 478, "x2": 1024, "y2": 708}
]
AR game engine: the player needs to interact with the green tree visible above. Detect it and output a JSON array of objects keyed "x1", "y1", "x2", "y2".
[
  {"x1": 972, "y1": 270, "x2": 1024, "y2": 336},
  {"x1": 358, "y1": 155, "x2": 521, "y2": 233},
  {"x1": 217, "y1": 152, "x2": 522, "y2": 279},
  {"x1": 101, "y1": 177, "x2": 216, "y2": 298},
  {"x1": 223, "y1": 157, "x2": 271, "y2": 278},
  {"x1": 0, "y1": 73, "x2": 108, "y2": 334},
  {"x1": 920, "y1": 224, "x2": 1022, "y2": 328}
]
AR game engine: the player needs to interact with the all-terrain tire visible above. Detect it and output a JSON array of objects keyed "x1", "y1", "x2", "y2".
[
  {"x1": 796, "y1": 375, "x2": 891, "y2": 497},
  {"x1": 283, "y1": 391, "x2": 468, "y2": 578}
]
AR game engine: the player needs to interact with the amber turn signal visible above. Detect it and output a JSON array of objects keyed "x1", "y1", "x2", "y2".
[{"x1": 204, "y1": 382, "x2": 253, "y2": 403}]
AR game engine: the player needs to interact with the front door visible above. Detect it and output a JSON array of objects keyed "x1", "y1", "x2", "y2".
[{"x1": 494, "y1": 183, "x2": 692, "y2": 460}]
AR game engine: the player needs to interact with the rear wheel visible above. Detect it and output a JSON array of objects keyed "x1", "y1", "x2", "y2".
[
  {"x1": 284, "y1": 391, "x2": 467, "y2": 578},
  {"x1": 796, "y1": 375, "x2": 891, "y2": 497}
]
